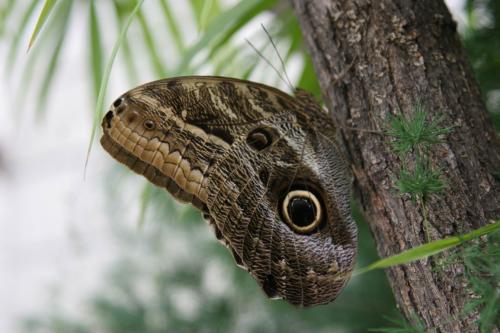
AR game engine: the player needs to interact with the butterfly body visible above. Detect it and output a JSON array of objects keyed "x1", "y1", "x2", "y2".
[{"x1": 101, "y1": 76, "x2": 357, "y2": 306}]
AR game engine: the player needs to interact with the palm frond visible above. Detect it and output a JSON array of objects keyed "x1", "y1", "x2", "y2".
[
  {"x1": 27, "y1": 0, "x2": 58, "y2": 50},
  {"x1": 89, "y1": 0, "x2": 104, "y2": 100}
]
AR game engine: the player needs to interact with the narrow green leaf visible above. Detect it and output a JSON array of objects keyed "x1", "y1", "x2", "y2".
[
  {"x1": 35, "y1": 0, "x2": 73, "y2": 117},
  {"x1": 112, "y1": 1, "x2": 139, "y2": 84},
  {"x1": 277, "y1": 13, "x2": 302, "y2": 56},
  {"x1": 212, "y1": 31, "x2": 267, "y2": 77},
  {"x1": 189, "y1": 0, "x2": 221, "y2": 31},
  {"x1": 354, "y1": 220, "x2": 500, "y2": 276},
  {"x1": 27, "y1": 0, "x2": 58, "y2": 51},
  {"x1": 137, "y1": 183, "x2": 152, "y2": 228},
  {"x1": 85, "y1": 0, "x2": 145, "y2": 176},
  {"x1": 241, "y1": 59, "x2": 260, "y2": 80},
  {"x1": 136, "y1": 9, "x2": 167, "y2": 76},
  {"x1": 6, "y1": 0, "x2": 39, "y2": 75},
  {"x1": 89, "y1": 0, "x2": 104, "y2": 101},
  {"x1": 206, "y1": 0, "x2": 277, "y2": 61},
  {"x1": 16, "y1": 0, "x2": 68, "y2": 114},
  {"x1": 175, "y1": 0, "x2": 269, "y2": 75},
  {"x1": 213, "y1": 45, "x2": 242, "y2": 76},
  {"x1": 0, "y1": 0, "x2": 16, "y2": 37},
  {"x1": 189, "y1": 0, "x2": 204, "y2": 28},
  {"x1": 15, "y1": 40, "x2": 41, "y2": 113},
  {"x1": 199, "y1": 0, "x2": 219, "y2": 32},
  {"x1": 369, "y1": 312, "x2": 426, "y2": 333},
  {"x1": 158, "y1": 0, "x2": 184, "y2": 52},
  {"x1": 297, "y1": 54, "x2": 322, "y2": 98},
  {"x1": 120, "y1": 38, "x2": 139, "y2": 84}
]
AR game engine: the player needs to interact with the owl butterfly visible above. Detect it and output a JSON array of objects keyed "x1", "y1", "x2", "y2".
[{"x1": 100, "y1": 76, "x2": 357, "y2": 306}]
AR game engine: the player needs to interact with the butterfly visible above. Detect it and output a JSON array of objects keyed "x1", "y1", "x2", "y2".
[{"x1": 101, "y1": 76, "x2": 357, "y2": 306}]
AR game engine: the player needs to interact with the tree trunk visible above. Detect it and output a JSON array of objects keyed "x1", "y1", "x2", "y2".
[{"x1": 290, "y1": 0, "x2": 500, "y2": 332}]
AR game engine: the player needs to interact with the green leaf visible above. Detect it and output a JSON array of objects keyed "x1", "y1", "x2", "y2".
[
  {"x1": 158, "y1": 0, "x2": 185, "y2": 52},
  {"x1": 459, "y1": 229, "x2": 500, "y2": 331},
  {"x1": 213, "y1": 45, "x2": 244, "y2": 76},
  {"x1": 211, "y1": 33, "x2": 269, "y2": 78},
  {"x1": 89, "y1": 0, "x2": 104, "y2": 101},
  {"x1": 189, "y1": 0, "x2": 221, "y2": 31},
  {"x1": 175, "y1": 0, "x2": 271, "y2": 75},
  {"x1": 137, "y1": 183, "x2": 152, "y2": 228},
  {"x1": 136, "y1": 9, "x2": 167, "y2": 76},
  {"x1": 0, "y1": 0, "x2": 15, "y2": 37},
  {"x1": 85, "y1": 0, "x2": 145, "y2": 176},
  {"x1": 297, "y1": 54, "x2": 322, "y2": 99},
  {"x1": 206, "y1": 0, "x2": 277, "y2": 63},
  {"x1": 355, "y1": 220, "x2": 500, "y2": 276},
  {"x1": 394, "y1": 158, "x2": 447, "y2": 201},
  {"x1": 111, "y1": 1, "x2": 139, "y2": 85},
  {"x1": 6, "y1": 0, "x2": 39, "y2": 74},
  {"x1": 15, "y1": 0, "x2": 72, "y2": 115},
  {"x1": 369, "y1": 312, "x2": 426, "y2": 333},
  {"x1": 386, "y1": 104, "x2": 453, "y2": 155},
  {"x1": 35, "y1": 0, "x2": 73, "y2": 117},
  {"x1": 27, "y1": 0, "x2": 58, "y2": 51}
]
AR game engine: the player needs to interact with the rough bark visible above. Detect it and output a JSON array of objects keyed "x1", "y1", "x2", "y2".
[{"x1": 290, "y1": 0, "x2": 500, "y2": 332}]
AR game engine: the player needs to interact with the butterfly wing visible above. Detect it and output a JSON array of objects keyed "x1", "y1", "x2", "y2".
[{"x1": 100, "y1": 76, "x2": 357, "y2": 306}]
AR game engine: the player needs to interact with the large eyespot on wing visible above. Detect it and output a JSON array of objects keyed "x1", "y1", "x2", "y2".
[
  {"x1": 207, "y1": 150, "x2": 356, "y2": 305},
  {"x1": 202, "y1": 112, "x2": 356, "y2": 306},
  {"x1": 251, "y1": 180, "x2": 356, "y2": 306},
  {"x1": 281, "y1": 189, "x2": 323, "y2": 234}
]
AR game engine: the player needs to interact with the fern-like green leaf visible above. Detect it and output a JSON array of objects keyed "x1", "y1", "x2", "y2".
[
  {"x1": 394, "y1": 158, "x2": 447, "y2": 201},
  {"x1": 387, "y1": 104, "x2": 453, "y2": 155}
]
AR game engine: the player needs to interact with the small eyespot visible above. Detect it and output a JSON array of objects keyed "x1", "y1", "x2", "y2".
[
  {"x1": 104, "y1": 110, "x2": 114, "y2": 128},
  {"x1": 281, "y1": 190, "x2": 323, "y2": 233},
  {"x1": 112, "y1": 97, "x2": 127, "y2": 114},
  {"x1": 143, "y1": 119, "x2": 156, "y2": 130},
  {"x1": 247, "y1": 128, "x2": 272, "y2": 150},
  {"x1": 113, "y1": 97, "x2": 123, "y2": 108}
]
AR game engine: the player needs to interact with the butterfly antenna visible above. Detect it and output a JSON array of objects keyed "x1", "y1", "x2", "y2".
[
  {"x1": 245, "y1": 38, "x2": 294, "y2": 92},
  {"x1": 261, "y1": 24, "x2": 295, "y2": 91}
]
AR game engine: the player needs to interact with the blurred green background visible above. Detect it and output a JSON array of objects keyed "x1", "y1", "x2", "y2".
[{"x1": 0, "y1": 0, "x2": 497, "y2": 332}]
